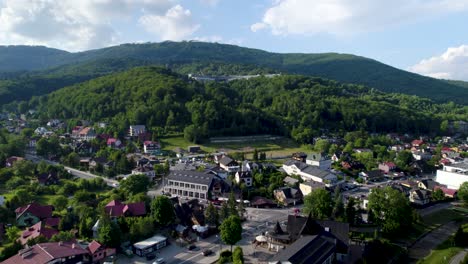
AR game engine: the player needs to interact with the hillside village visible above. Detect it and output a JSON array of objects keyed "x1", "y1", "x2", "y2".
[{"x1": 1, "y1": 112, "x2": 468, "y2": 264}]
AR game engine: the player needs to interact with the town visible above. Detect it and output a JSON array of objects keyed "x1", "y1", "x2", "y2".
[{"x1": 1, "y1": 112, "x2": 468, "y2": 264}]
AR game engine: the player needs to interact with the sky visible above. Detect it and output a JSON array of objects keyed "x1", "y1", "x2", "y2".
[{"x1": 1, "y1": 0, "x2": 468, "y2": 80}]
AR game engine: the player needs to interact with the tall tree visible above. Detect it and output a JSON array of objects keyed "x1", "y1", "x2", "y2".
[
  {"x1": 228, "y1": 192, "x2": 238, "y2": 217},
  {"x1": 205, "y1": 203, "x2": 219, "y2": 227},
  {"x1": 303, "y1": 189, "x2": 332, "y2": 219},
  {"x1": 345, "y1": 197, "x2": 357, "y2": 225},
  {"x1": 151, "y1": 195, "x2": 175, "y2": 226},
  {"x1": 458, "y1": 182, "x2": 468, "y2": 206},
  {"x1": 120, "y1": 174, "x2": 150, "y2": 195},
  {"x1": 220, "y1": 202, "x2": 230, "y2": 220},
  {"x1": 220, "y1": 216, "x2": 242, "y2": 252}
]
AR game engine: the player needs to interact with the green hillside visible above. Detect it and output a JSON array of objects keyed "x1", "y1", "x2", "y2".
[
  {"x1": 1, "y1": 41, "x2": 468, "y2": 104},
  {"x1": 31, "y1": 67, "x2": 467, "y2": 142}
]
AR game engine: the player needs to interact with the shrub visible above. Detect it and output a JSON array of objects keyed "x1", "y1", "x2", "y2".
[
  {"x1": 233, "y1": 246, "x2": 244, "y2": 264},
  {"x1": 218, "y1": 250, "x2": 232, "y2": 264}
]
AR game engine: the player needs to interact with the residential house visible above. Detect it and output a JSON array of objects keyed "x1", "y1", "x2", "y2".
[
  {"x1": 234, "y1": 171, "x2": 253, "y2": 187},
  {"x1": 418, "y1": 179, "x2": 437, "y2": 191},
  {"x1": 378, "y1": 162, "x2": 397, "y2": 174},
  {"x1": 436, "y1": 162, "x2": 468, "y2": 189},
  {"x1": 412, "y1": 151, "x2": 432, "y2": 161},
  {"x1": 104, "y1": 200, "x2": 146, "y2": 218},
  {"x1": 250, "y1": 196, "x2": 277, "y2": 208},
  {"x1": 283, "y1": 160, "x2": 337, "y2": 185},
  {"x1": 274, "y1": 187, "x2": 303, "y2": 206},
  {"x1": 412, "y1": 139, "x2": 424, "y2": 148},
  {"x1": 2, "y1": 242, "x2": 89, "y2": 264},
  {"x1": 5, "y1": 156, "x2": 24, "y2": 167},
  {"x1": 131, "y1": 165, "x2": 156, "y2": 180},
  {"x1": 291, "y1": 152, "x2": 307, "y2": 162},
  {"x1": 359, "y1": 170, "x2": 384, "y2": 183},
  {"x1": 15, "y1": 203, "x2": 54, "y2": 227},
  {"x1": 266, "y1": 214, "x2": 350, "y2": 262},
  {"x1": 341, "y1": 160, "x2": 365, "y2": 171},
  {"x1": 34, "y1": 127, "x2": 49, "y2": 136},
  {"x1": 19, "y1": 220, "x2": 60, "y2": 245},
  {"x1": 306, "y1": 152, "x2": 332, "y2": 170},
  {"x1": 409, "y1": 189, "x2": 431, "y2": 206},
  {"x1": 129, "y1": 125, "x2": 146, "y2": 137},
  {"x1": 434, "y1": 186, "x2": 458, "y2": 198},
  {"x1": 107, "y1": 138, "x2": 123, "y2": 149},
  {"x1": 47, "y1": 119, "x2": 61, "y2": 127},
  {"x1": 87, "y1": 240, "x2": 116, "y2": 263},
  {"x1": 71, "y1": 126, "x2": 96, "y2": 141},
  {"x1": 283, "y1": 176, "x2": 299, "y2": 186},
  {"x1": 410, "y1": 160, "x2": 433, "y2": 175},
  {"x1": 218, "y1": 156, "x2": 240, "y2": 172},
  {"x1": 299, "y1": 181, "x2": 326, "y2": 196},
  {"x1": 241, "y1": 160, "x2": 261, "y2": 172},
  {"x1": 37, "y1": 172, "x2": 59, "y2": 185},
  {"x1": 144, "y1": 141, "x2": 161, "y2": 154},
  {"x1": 164, "y1": 170, "x2": 227, "y2": 201},
  {"x1": 173, "y1": 198, "x2": 206, "y2": 230}
]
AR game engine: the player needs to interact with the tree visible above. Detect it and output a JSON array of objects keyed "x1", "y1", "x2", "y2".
[
  {"x1": 458, "y1": 182, "x2": 468, "y2": 206},
  {"x1": 368, "y1": 187, "x2": 413, "y2": 236},
  {"x1": 120, "y1": 174, "x2": 150, "y2": 195},
  {"x1": 314, "y1": 139, "x2": 330, "y2": 154},
  {"x1": 50, "y1": 231, "x2": 75, "y2": 242},
  {"x1": 151, "y1": 195, "x2": 175, "y2": 226},
  {"x1": 228, "y1": 192, "x2": 238, "y2": 217},
  {"x1": 432, "y1": 188, "x2": 445, "y2": 202},
  {"x1": 98, "y1": 214, "x2": 121, "y2": 248},
  {"x1": 6, "y1": 226, "x2": 21, "y2": 242},
  {"x1": 220, "y1": 202, "x2": 230, "y2": 220},
  {"x1": 220, "y1": 216, "x2": 242, "y2": 251},
  {"x1": 205, "y1": 203, "x2": 219, "y2": 227},
  {"x1": 51, "y1": 195, "x2": 68, "y2": 211},
  {"x1": 233, "y1": 246, "x2": 244, "y2": 264},
  {"x1": 345, "y1": 197, "x2": 357, "y2": 225},
  {"x1": 303, "y1": 189, "x2": 332, "y2": 219}
]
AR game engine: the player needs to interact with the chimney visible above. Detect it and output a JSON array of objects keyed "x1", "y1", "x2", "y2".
[{"x1": 325, "y1": 227, "x2": 330, "y2": 232}]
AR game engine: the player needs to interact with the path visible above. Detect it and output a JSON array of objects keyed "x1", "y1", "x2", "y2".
[
  {"x1": 450, "y1": 249, "x2": 468, "y2": 264},
  {"x1": 408, "y1": 221, "x2": 459, "y2": 262}
]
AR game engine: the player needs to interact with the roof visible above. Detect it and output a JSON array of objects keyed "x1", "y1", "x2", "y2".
[
  {"x1": 219, "y1": 156, "x2": 237, "y2": 166},
  {"x1": 307, "y1": 152, "x2": 329, "y2": 161},
  {"x1": 130, "y1": 125, "x2": 146, "y2": 130},
  {"x1": 133, "y1": 235, "x2": 167, "y2": 250},
  {"x1": 2, "y1": 242, "x2": 88, "y2": 264},
  {"x1": 251, "y1": 196, "x2": 276, "y2": 206},
  {"x1": 88, "y1": 240, "x2": 102, "y2": 254},
  {"x1": 284, "y1": 176, "x2": 299, "y2": 185},
  {"x1": 381, "y1": 162, "x2": 396, "y2": 168},
  {"x1": 284, "y1": 160, "x2": 308, "y2": 170},
  {"x1": 19, "y1": 221, "x2": 59, "y2": 245},
  {"x1": 15, "y1": 203, "x2": 53, "y2": 220},
  {"x1": 44, "y1": 217, "x2": 60, "y2": 227},
  {"x1": 166, "y1": 171, "x2": 215, "y2": 185},
  {"x1": 270, "y1": 235, "x2": 336, "y2": 264},
  {"x1": 236, "y1": 171, "x2": 252, "y2": 179},
  {"x1": 105, "y1": 200, "x2": 146, "y2": 217},
  {"x1": 301, "y1": 166, "x2": 332, "y2": 179}
]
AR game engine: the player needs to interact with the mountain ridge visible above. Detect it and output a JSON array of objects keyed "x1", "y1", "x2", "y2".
[{"x1": 0, "y1": 41, "x2": 467, "y2": 104}]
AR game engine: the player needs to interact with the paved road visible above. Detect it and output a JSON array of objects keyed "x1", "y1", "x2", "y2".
[
  {"x1": 65, "y1": 166, "x2": 118, "y2": 187},
  {"x1": 408, "y1": 221, "x2": 459, "y2": 262},
  {"x1": 418, "y1": 202, "x2": 454, "y2": 217},
  {"x1": 450, "y1": 249, "x2": 468, "y2": 264}
]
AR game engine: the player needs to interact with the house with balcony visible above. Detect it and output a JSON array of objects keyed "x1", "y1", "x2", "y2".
[
  {"x1": 218, "y1": 156, "x2": 240, "y2": 172},
  {"x1": 143, "y1": 140, "x2": 161, "y2": 154},
  {"x1": 129, "y1": 125, "x2": 146, "y2": 137}
]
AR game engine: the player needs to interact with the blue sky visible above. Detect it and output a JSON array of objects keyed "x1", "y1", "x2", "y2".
[{"x1": 1, "y1": 0, "x2": 468, "y2": 80}]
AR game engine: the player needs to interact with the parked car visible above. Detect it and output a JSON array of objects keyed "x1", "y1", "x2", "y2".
[
  {"x1": 146, "y1": 254, "x2": 156, "y2": 261},
  {"x1": 202, "y1": 249, "x2": 213, "y2": 256}
]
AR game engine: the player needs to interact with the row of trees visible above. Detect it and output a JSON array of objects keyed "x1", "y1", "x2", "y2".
[{"x1": 303, "y1": 186, "x2": 415, "y2": 237}]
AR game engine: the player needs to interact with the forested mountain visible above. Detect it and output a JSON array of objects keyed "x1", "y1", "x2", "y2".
[
  {"x1": 30, "y1": 67, "x2": 467, "y2": 143},
  {"x1": 0, "y1": 42, "x2": 467, "y2": 104}
]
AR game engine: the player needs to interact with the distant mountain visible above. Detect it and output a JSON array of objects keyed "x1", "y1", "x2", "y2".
[{"x1": 0, "y1": 41, "x2": 467, "y2": 104}]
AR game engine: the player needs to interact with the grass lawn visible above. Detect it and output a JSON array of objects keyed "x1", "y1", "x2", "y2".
[
  {"x1": 417, "y1": 238, "x2": 463, "y2": 264},
  {"x1": 160, "y1": 135, "x2": 310, "y2": 158},
  {"x1": 422, "y1": 209, "x2": 465, "y2": 228}
]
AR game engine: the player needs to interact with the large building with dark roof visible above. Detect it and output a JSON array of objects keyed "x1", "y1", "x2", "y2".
[
  {"x1": 266, "y1": 215, "x2": 351, "y2": 263},
  {"x1": 164, "y1": 170, "x2": 228, "y2": 201}
]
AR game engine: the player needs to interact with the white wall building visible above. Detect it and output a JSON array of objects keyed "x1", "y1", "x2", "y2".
[
  {"x1": 436, "y1": 162, "x2": 468, "y2": 190},
  {"x1": 283, "y1": 160, "x2": 337, "y2": 185},
  {"x1": 306, "y1": 152, "x2": 332, "y2": 171}
]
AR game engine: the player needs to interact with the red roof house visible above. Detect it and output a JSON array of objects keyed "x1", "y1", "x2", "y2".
[
  {"x1": 2, "y1": 242, "x2": 88, "y2": 264},
  {"x1": 104, "y1": 200, "x2": 146, "y2": 217},
  {"x1": 19, "y1": 221, "x2": 59, "y2": 245},
  {"x1": 411, "y1": 139, "x2": 424, "y2": 147},
  {"x1": 88, "y1": 240, "x2": 116, "y2": 263}
]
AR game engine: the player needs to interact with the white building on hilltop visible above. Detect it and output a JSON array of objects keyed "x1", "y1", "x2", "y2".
[{"x1": 436, "y1": 162, "x2": 468, "y2": 190}]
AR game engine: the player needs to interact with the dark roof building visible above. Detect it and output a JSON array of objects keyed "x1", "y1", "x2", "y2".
[{"x1": 2, "y1": 242, "x2": 88, "y2": 264}]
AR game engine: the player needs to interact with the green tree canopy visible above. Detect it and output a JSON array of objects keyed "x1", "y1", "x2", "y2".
[
  {"x1": 219, "y1": 215, "x2": 242, "y2": 251},
  {"x1": 303, "y1": 189, "x2": 332, "y2": 219},
  {"x1": 151, "y1": 195, "x2": 175, "y2": 226},
  {"x1": 120, "y1": 174, "x2": 150, "y2": 196}
]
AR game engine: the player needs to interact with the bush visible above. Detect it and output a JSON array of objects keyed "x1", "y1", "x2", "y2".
[
  {"x1": 218, "y1": 250, "x2": 232, "y2": 264},
  {"x1": 233, "y1": 246, "x2": 244, "y2": 264}
]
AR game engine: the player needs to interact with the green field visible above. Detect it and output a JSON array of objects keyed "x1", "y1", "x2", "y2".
[
  {"x1": 418, "y1": 238, "x2": 463, "y2": 264},
  {"x1": 159, "y1": 135, "x2": 310, "y2": 159}
]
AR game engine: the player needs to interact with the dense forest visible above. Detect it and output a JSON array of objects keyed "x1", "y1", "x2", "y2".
[
  {"x1": 26, "y1": 66, "x2": 468, "y2": 143},
  {"x1": 0, "y1": 42, "x2": 467, "y2": 104}
]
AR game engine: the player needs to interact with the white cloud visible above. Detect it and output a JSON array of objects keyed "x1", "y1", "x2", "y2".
[
  {"x1": 199, "y1": 0, "x2": 219, "y2": 7},
  {"x1": 139, "y1": 5, "x2": 200, "y2": 41},
  {"x1": 408, "y1": 45, "x2": 468, "y2": 81},
  {"x1": 252, "y1": 0, "x2": 468, "y2": 36},
  {"x1": 192, "y1": 35, "x2": 223, "y2": 42},
  {"x1": 0, "y1": 0, "x2": 196, "y2": 51}
]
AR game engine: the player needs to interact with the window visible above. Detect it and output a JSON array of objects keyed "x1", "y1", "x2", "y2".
[
  {"x1": 185, "y1": 183, "x2": 190, "y2": 188},
  {"x1": 190, "y1": 184, "x2": 195, "y2": 189}
]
